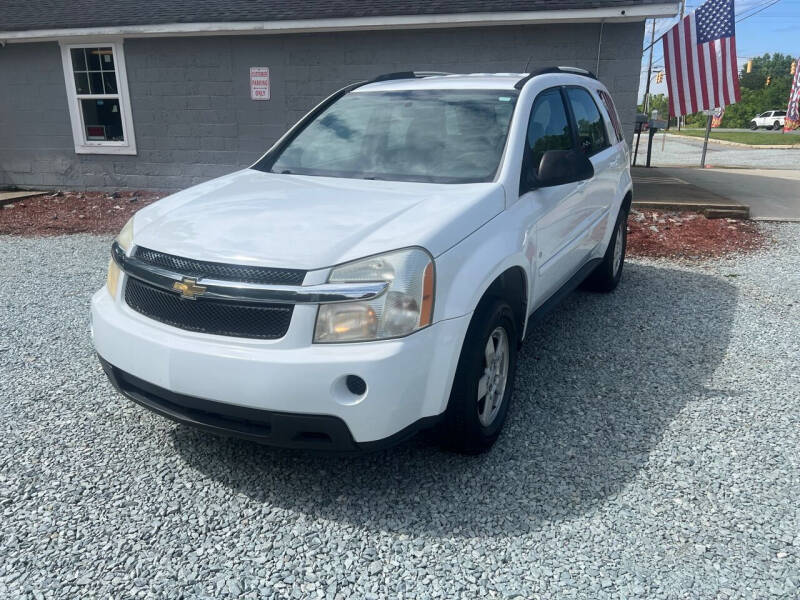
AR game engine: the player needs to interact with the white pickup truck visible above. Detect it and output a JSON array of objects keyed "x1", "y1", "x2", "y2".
[
  {"x1": 93, "y1": 67, "x2": 633, "y2": 453},
  {"x1": 750, "y1": 110, "x2": 786, "y2": 130}
]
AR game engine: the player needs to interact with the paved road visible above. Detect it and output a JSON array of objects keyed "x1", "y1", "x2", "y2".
[
  {"x1": 656, "y1": 168, "x2": 800, "y2": 220},
  {"x1": 632, "y1": 167, "x2": 747, "y2": 216},
  {"x1": 632, "y1": 132, "x2": 800, "y2": 169},
  {"x1": 681, "y1": 127, "x2": 800, "y2": 136}
]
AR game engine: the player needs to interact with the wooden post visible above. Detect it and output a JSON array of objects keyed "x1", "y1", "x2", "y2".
[
  {"x1": 633, "y1": 125, "x2": 643, "y2": 166},
  {"x1": 700, "y1": 113, "x2": 713, "y2": 167}
]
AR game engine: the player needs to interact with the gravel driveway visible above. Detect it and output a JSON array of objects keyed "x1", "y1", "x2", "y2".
[{"x1": 1, "y1": 226, "x2": 798, "y2": 599}]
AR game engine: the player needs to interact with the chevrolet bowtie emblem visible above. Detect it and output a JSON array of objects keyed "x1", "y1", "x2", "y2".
[{"x1": 172, "y1": 277, "x2": 207, "y2": 300}]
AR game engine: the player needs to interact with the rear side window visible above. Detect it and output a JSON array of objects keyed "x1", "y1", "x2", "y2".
[
  {"x1": 525, "y1": 89, "x2": 574, "y2": 173},
  {"x1": 775, "y1": 111, "x2": 786, "y2": 117},
  {"x1": 597, "y1": 89, "x2": 624, "y2": 143},
  {"x1": 566, "y1": 87, "x2": 610, "y2": 156}
]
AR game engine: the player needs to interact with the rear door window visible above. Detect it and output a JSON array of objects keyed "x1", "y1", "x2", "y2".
[
  {"x1": 597, "y1": 89, "x2": 624, "y2": 143},
  {"x1": 565, "y1": 87, "x2": 610, "y2": 156}
]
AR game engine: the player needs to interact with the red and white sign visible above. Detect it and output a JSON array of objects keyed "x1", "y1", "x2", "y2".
[{"x1": 250, "y1": 67, "x2": 270, "y2": 100}]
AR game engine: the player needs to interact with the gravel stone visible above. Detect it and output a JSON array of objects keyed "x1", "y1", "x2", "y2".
[{"x1": 1, "y1": 225, "x2": 798, "y2": 599}]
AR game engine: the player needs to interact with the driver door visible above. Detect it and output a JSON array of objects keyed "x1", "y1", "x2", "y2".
[{"x1": 518, "y1": 88, "x2": 587, "y2": 309}]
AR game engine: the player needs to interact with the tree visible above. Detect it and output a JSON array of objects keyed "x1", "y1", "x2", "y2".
[
  {"x1": 675, "y1": 53, "x2": 795, "y2": 128},
  {"x1": 740, "y1": 53, "x2": 794, "y2": 92},
  {"x1": 638, "y1": 93, "x2": 669, "y2": 118}
]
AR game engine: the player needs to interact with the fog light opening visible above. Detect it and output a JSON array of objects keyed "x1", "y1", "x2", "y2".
[
  {"x1": 331, "y1": 374, "x2": 368, "y2": 406},
  {"x1": 345, "y1": 375, "x2": 367, "y2": 396}
]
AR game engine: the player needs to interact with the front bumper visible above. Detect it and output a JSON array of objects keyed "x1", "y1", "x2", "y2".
[
  {"x1": 91, "y1": 286, "x2": 470, "y2": 446},
  {"x1": 100, "y1": 357, "x2": 440, "y2": 451}
]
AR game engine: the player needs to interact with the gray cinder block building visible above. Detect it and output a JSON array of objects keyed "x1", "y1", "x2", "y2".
[{"x1": 0, "y1": 1, "x2": 678, "y2": 191}]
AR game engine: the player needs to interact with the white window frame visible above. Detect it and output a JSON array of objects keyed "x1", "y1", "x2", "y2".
[{"x1": 59, "y1": 40, "x2": 137, "y2": 155}]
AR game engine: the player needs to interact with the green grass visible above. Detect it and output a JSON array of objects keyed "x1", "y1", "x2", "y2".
[{"x1": 670, "y1": 129, "x2": 800, "y2": 146}]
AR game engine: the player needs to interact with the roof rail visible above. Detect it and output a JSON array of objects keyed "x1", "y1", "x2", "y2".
[
  {"x1": 514, "y1": 66, "x2": 598, "y2": 90},
  {"x1": 368, "y1": 71, "x2": 454, "y2": 83}
]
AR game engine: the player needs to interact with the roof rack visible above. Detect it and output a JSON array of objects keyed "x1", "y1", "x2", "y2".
[
  {"x1": 368, "y1": 71, "x2": 454, "y2": 83},
  {"x1": 514, "y1": 66, "x2": 597, "y2": 90}
]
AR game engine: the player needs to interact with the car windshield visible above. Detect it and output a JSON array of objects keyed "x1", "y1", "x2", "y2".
[{"x1": 258, "y1": 89, "x2": 518, "y2": 184}]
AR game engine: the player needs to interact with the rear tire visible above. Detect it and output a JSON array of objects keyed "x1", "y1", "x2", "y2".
[
  {"x1": 582, "y1": 207, "x2": 628, "y2": 293},
  {"x1": 774, "y1": 121, "x2": 781, "y2": 130},
  {"x1": 440, "y1": 299, "x2": 518, "y2": 454}
]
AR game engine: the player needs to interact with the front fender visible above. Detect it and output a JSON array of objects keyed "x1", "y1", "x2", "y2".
[
  {"x1": 434, "y1": 210, "x2": 531, "y2": 330},
  {"x1": 599, "y1": 169, "x2": 633, "y2": 250}
]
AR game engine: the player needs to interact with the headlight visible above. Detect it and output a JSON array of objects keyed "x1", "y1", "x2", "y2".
[
  {"x1": 116, "y1": 216, "x2": 134, "y2": 253},
  {"x1": 313, "y1": 248, "x2": 435, "y2": 343},
  {"x1": 107, "y1": 217, "x2": 134, "y2": 299}
]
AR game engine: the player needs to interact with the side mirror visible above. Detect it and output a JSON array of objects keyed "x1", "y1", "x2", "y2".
[{"x1": 534, "y1": 149, "x2": 594, "y2": 188}]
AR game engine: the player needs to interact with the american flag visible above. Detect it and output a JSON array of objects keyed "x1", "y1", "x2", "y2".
[{"x1": 662, "y1": 0, "x2": 741, "y2": 117}]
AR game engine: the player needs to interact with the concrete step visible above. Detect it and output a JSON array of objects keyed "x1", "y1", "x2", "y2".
[
  {"x1": 0, "y1": 190, "x2": 46, "y2": 207},
  {"x1": 632, "y1": 200, "x2": 750, "y2": 219}
]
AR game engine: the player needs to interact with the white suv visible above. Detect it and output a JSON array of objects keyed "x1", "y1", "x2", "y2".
[
  {"x1": 750, "y1": 110, "x2": 786, "y2": 130},
  {"x1": 93, "y1": 68, "x2": 632, "y2": 453}
]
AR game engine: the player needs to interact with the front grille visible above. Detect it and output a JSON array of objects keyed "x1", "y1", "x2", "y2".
[
  {"x1": 125, "y1": 277, "x2": 293, "y2": 339},
  {"x1": 133, "y1": 246, "x2": 306, "y2": 285}
]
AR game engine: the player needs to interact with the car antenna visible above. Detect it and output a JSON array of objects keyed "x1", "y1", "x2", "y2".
[{"x1": 524, "y1": 56, "x2": 534, "y2": 74}]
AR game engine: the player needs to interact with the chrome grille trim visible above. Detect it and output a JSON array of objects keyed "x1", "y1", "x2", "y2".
[
  {"x1": 111, "y1": 242, "x2": 388, "y2": 305},
  {"x1": 134, "y1": 246, "x2": 306, "y2": 285}
]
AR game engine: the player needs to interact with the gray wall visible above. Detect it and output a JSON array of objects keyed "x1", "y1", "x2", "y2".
[{"x1": 0, "y1": 22, "x2": 644, "y2": 191}]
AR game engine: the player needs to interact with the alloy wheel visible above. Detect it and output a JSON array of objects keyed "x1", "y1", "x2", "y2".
[
  {"x1": 612, "y1": 219, "x2": 625, "y2": 277},
  {"x1": 477, "y1": 326, "x2": 510, "y2": 427}
]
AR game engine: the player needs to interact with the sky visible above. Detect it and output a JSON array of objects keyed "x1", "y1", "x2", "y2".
[{"x1": 637, "y1": 0, "x2": 800, "y2": 103}]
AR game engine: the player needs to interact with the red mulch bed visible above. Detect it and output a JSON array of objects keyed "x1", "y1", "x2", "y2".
[
  {"x1": 1, "y1": 192, "x2": 764, "y2": 259},
  {"x1": 0, "y1": 191, "x2": 164, "y2": 236},
  {"x1": 626, "y1": 209, "x2": 763, "y2": 259}
]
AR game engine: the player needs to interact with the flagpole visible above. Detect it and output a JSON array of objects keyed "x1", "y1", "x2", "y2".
[
  {"x1": 677, "y1": 0, "x2": 686, "y2": 131},
  {"x1": 700, "y1": 113, "x2": 713, "y2": 167}
]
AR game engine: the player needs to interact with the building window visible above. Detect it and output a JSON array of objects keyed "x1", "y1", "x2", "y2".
[{"x1": 59, "y1": 42, "x2": 136, "y2": 155}]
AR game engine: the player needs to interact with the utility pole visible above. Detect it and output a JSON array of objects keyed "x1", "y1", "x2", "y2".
[
  {"x1": 677, "y1": 0, "x2": 686, "y2": 130},
  {"x1": 643, "y1": 19, "x2": 656, "y2": 114}
]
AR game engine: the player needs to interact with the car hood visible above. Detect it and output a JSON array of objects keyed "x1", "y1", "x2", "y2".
[{"x1": 133, "y1": 169, "x2": 505, "y2": 271}]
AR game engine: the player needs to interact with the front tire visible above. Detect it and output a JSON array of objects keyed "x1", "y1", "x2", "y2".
[
  {"x1": 583, "y1": 207, "x2": 628, "y2": 293},
  {"x1": 750, "y1": 122, "x2": 758, "y2": 130},
  {"x1": 441, "y1": 299, "x2": 518, "y2": 454}
]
